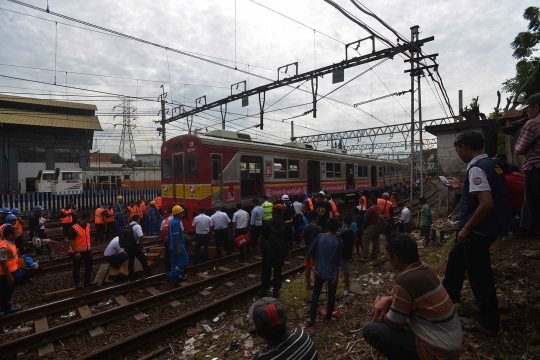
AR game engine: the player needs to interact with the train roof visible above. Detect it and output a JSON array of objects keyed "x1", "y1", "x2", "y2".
[
  {"x1": 83, "y1": 166, "x2": 160, "y2": 171},
  {"x1": 166, "y1": 132, "x2": 406, "y2": 166}
]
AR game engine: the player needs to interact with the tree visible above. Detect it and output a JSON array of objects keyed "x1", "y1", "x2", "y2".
[{"x1": 110, "y1": 154, "x2": 124, "y2": 164}]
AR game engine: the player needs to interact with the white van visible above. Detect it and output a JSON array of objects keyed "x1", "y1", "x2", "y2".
[{"x1": 35, "y1": 170, "x2": 55, "y2": 193}]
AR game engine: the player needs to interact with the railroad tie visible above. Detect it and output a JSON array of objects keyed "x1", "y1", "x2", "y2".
[
  {"x1": 197, "y1": 272, "x2": 212, "y2": 280},
  {"x1": 198, "y1": 289, "x2": 212, "y2": 297},
  {"x1": 34, "y1": 316, "x2": 55, "y2": 357},
  {"x1": 113, "y1": 295, "x2": 147, "y2": 320},
  {"x1": 224, "y1": 281, "x2": 235, "y2": 287},
  {"x1": 77, "y1": 305, "x2": 104, "y2": 337},
  {"x1": 246, "y1": 274, "x2": 257, "y2": 279},
  {"x1": 145, "y1": 286, "x2": 180, "y2": 307},
  {"x1": 218, "y1": 266, "x2": 231, "y2": 272}
]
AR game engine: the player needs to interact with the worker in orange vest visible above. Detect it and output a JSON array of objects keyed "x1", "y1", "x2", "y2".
[
  {"x1": 127, "y1": 201, "x2": 137, "y2": 223},
  {"x1": 154, "y1": 193, "x2": 163, "y2": 216},
  {"x1": 358, "y1": 191, "x2": 367, "y2": 212},
  {"x1": 139, "y1": 196, "x2": 147, "y2": 214},
  {"x1": 60, "y1": 204, "x2": 73, "y2": 243},
  {"x1": 377, "y1": 193, "x2": 394, "y2": 217},
  {"x1": 0, "y1": 225, "x2": 21, "y2": 314},
  {"x1": 302, "y1": 192, "x2": 314, "y2": 212},
  {"x1": 104, "y1": 203, "x2": 115, "y2": 241},
  {"x1": 326, "y1": 194, "x2": 340, "y2": 217},
  {"x1": 68, "y1": 212, "x2": 93, "y2": 289},
  {"x1": 94, "y1": 205, "x2": 107, "y2": 244},
  {"x1": 0, "y1": 214, "x2": 17, "y2": 240}
]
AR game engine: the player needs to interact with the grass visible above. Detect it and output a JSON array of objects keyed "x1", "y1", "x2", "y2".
[{"x1": 424, "y1": 234, "x2": 455, "y2": 269}]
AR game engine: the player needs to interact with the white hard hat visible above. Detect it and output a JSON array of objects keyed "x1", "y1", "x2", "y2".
[
  {"x1": 382, "y1": 192, "x2": 389, "y2": 199},
  {"x1": 281, "y1": 195, "x2": 289, "y2": 201},
  {"x1": 319, "y1": 191, "x2": 325, "y2": 195}
]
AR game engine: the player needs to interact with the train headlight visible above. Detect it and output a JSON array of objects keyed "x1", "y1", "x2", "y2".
[{"x1": 163, "y1": 185, "x2": 168, "y2": 192}]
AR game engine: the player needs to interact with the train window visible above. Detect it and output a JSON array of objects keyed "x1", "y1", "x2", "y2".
[
  {"x1": 62, "y1": 172, "x2": 74, "y2": 180},
  {"x1": 174, "y1": 156, "x2": 183, "y2": 179},
  {"x1": 357, "y1": 165, "x2": 368, "y2": 177},
  {"x1": 124, "y1": 175, "x2": 130, "y2": 181},
  {"x1": 212, "y1": 159, "x2": 220, "y2": 181},
  {"x1": 378, "y1": 167, "x2": 383, "y2": 177},
  {"x1": 334, "y1": 163, "x2": 342, "y2": 177},
  {"x1": 42, "y1": 173, "x2": 54, "y2": 181},
  {"x1": 274, "y1": 159, "x2": 287, "y2": 179},
  {"x1": 288, "y1": 160, "x2": 299, "y2": 179},
  {"x1": 326, "y1": 163, "x2": 334, "y2": 178},
  {"x1": 99, "y1": 176, "x2": 109, "y2": 183},
  {"x1": 186, "y1": 155, "x2": 198, "y2": 178},
  {"x1": 162, "y1": 158, "x2": 172, "y2": 179}
]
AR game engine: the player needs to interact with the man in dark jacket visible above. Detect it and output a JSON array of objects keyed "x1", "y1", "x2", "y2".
[
  {"x1": 445, "y1": 130, "x2": 510, "y2": 336},
  {"x1": 257, "y1": 204, "x2": 292, "y2": 298}
]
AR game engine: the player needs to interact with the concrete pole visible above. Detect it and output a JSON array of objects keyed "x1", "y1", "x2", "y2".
[
  {"x1": 291, "y1": 121, "x2": 294, "y2": 142},
  {"x1": 409, "y1": 25, "x2": 419, "y2": 208},
  {"x1": 419, "y1": 70, "x2": 424, "y2": 195}
]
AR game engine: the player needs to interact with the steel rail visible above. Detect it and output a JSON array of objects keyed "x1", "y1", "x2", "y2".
[
  {"x1": 0, "y1": 249, "x2": 305, "y2": 357},
  {"x1": 76, "y1": 264, "x2": 306, "y2": 360}
]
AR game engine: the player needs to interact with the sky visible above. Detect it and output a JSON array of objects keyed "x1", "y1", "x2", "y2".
[{"x1": 0, "y1": 0, "x2": 533, "y2": 157}]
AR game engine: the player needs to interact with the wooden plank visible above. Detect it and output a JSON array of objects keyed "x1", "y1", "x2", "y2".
[
  {"x1": 114, "y1": 295, "x2": 147, "y2": 320},
  {"x1": 218, "y1": 267, "x2": 231, "y2": 272},
  {"x1": 94, "y1": 263, "x2": 110, "y2": 287},
  {"x1": 146, "y1": 246, "x2": 165, "y2": 253},
  {"x1": 107, "y1": 266, "x2": 121, "y2": 280},
  {"x1": 145, "y1": 253, "x2": 161, "y2": 261},
  {"x1": 34, "y1": 316, "x2": 55, "y2": 356},
  {"x1": 199, "y1": 290, "x2": 211, "y2": 297},
  {"x1": 198, "y1": 272, "x2": 212, "y2": 279},
  {"x1": 137, "y1": 346, "x2": 169, "y2": 360},
  {"x1": 77, "y1": 305, "x2": 104, "y2": 337},
  {"x1": 118, "y1": 258, "x2": 143, "y2": 278}
]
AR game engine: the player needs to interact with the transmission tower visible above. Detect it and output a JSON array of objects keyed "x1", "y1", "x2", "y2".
[{"x1": 113, "y1": 98, "x2": 137, "y2": 159}]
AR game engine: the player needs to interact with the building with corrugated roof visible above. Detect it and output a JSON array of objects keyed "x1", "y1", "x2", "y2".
[{"x1": 0, "y1": 94, "x2": 102, "y2": 194}]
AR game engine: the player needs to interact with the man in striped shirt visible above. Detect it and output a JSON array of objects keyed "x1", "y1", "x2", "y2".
[
  {"x1": 362, "y1": 233, "x2": 462, "y2": 360},
  {"x1": 515, "y1": 92, "x2": 540, "y2": 237},
  {"x1": 249, "y1": 297, "x2": 318, "y2": 360}
]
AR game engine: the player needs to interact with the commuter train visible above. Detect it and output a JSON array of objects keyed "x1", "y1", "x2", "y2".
[
  {"x1": 35, "y1": 167, "x2": 161, "y2": 193},
  {"x1": 161, "y1": 130, "x2": 409, "y2": 231}
]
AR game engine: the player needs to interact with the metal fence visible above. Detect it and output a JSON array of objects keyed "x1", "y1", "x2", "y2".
[{"x1": 0, "y1": 188, "x2": 160, "y2": 216}]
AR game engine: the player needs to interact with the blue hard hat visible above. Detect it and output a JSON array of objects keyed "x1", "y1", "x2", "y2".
[
  {"x1": 302, "y1": 192, "x2": 308, "y2": 196},
  {"x1": 5, "y1": 214, "x2": 17, "y2": 222},
  {"x1": 34, "y1": 205, "x2": 44, "y2": 212},
  {"x1": 10, "y1": 208, "x2": 20, "y2": 214},
  {"x1": 1, "y1": 207, "x2": 10, "y2": 214}
]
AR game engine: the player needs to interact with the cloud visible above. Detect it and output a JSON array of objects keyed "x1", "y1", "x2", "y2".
[{"x1": 0, "y1": 0, "x2": 532, "y2": 154}]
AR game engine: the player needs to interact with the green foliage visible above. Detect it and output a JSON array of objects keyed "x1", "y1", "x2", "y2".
[
  {"x1": 497, "y1": 130, "x2": 506, "y2": 155},
  {"x1": 110, "y1": 154, "x2": 138, "y2": 167},
  {"x1": 511, "y1": 6, "x2": 540, "y2": 59},
  {"x1": 502, "y1": 58, "x2": 540, "y2": 95}
]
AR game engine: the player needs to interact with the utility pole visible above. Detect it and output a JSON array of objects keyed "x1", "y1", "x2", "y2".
[
  {"x1": 409, "y1": 25, "x2": 418, "y2": 208},
  {"x1": 113, "y1": 98, "x2": 137, "y2": 159},
  {"x1": 418, "y1": 56, "x2": 424, "y2": 196},
  {"x1": 291, "y1": 121, "x2": 294, "y2": 142},
  {"x1": 159, "y1": 85, "x2": 167, "y2": 144}
]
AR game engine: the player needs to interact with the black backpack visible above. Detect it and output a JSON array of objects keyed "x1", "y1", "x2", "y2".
[
  {"x1": 282, "y1": 202, "x2": 295, "y2": 221},
  {"x1": 119, "y1": 224, "x2": 137, "y2": 248},
  {"x1": 264, "y1": 221, "x2": 287, "y2": 260}
]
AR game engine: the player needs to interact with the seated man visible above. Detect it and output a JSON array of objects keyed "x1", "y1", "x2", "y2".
[
  {"x1": 104, "y1": 236, "x2": 129, "y2": 269},
  {"x1": 249, "y1": 297, "x2": 318, "y2": 360},
  {"x1": 14, "y1": 253, "x2": 39, "y2": 285},
  {"x1": 362, "y1": 232, "x2": 462, "y2": 360}
]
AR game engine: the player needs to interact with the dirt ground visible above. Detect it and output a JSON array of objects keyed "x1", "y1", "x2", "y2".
[{"x1": 175, "y1": 221, "x2": 540, "y2": 360}]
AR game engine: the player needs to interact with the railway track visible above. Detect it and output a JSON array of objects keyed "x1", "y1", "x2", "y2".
[{"x1": 0, "y1": 246, "x2": 306, "y2": 359}]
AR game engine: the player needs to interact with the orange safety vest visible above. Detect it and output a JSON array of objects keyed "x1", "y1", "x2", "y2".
[
  {"x1": 0, "y1": 223, "x2": 9, "y2": 240},
  {"x1": 61, "y1": 209, "x2": 73, "y2": 224},
  {"x1": 358, "y1": 196, "x2": 367, "y2": 208},
  {"x1": 140, "y1": 201, "x2": 147, "y2": 214},
  {"x1": 104, "y1": 209, "x2": 114, "y2": 223},
  {"x1": 135, "y1": 205, "x2": 143, "y2": 219},
  {"x1": 377, "y1": 198, "x2": 392, "y2": 217},
  {"x1": 161, "y1": 217, "x2": 170, "y2": 242},
  {"x1": 329, "y1": 200, "x2": 339, "y2": 216},
  {"x1": 306, "y1": 198, "x2": 314, "y2": 211},
  {"x1": 127, "y1": 206, "x2": 136, "y2": 222},
  {"x1": 69, "y1": 223, "x2": 91, "y2": 253},
  {"x1": 95, "y1": 208, "x2": 105, "y2": 225},
  {"x1": 15, "y1": 220, "x2": 22, "y2": 236},
  {"x1": 0, "y1": 239, "x2": 18, "y2": 275},
  {"x1": 154, "y1": 197, "x2": 162, "y2": 208}
]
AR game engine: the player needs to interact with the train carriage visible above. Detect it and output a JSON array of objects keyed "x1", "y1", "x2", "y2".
[{"x1": 161, "y1": 130, "x2": 408, "y2": 231}]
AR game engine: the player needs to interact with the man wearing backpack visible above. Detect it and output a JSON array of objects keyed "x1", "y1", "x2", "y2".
[
  {"x1": 257, "y1": 204, "x2": 292, "y2": 298},
  {"x1": 361, "y1": 198, "x2": 380, "y2": 262},
  {"x1": 120, "y1": 215, "x2": 151, "y2": 281}
]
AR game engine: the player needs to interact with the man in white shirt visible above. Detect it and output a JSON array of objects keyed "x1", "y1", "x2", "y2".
[
  {"x1": 211, "y1": 207, "x2": 231, "y2": 258},
  {"x1": 104, "y1": 236, "x2": 128, "y2": 268},
  {"x1": 232, "y1": 202, "x2": 250, "y2": 261},
  {"x1": 250, "y1": 199, "x2": 264, "y2": 252},
  {"x1": 192, "y1": 208, "x2": 213, "y2": 263},
  {"x1": 292, "y1": 196, "x2": 304, "y2": 245},
  {"x1": 126, "y1": 215, "x2": 152, "y2": 281},
  {"x1": 397, "y1": 203, "x2": 412, "y2": 233}
]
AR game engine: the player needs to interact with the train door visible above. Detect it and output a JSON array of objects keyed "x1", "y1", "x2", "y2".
[
  {"x1": 211, "y1": 154, "x2": 223, "y2": 205},
  {"x1": 346, "y1": 164, "x2": 354, "y2": 189},
  {"x1": 371, "y1": 166, "x2": 377, "y2": 187},
  {"x1": 173, "y1": 153, "x2": 185, "y2": 201},
  {"x1": 307, "y1": 160, "x2": 320, "y2": 193},
  {"x1": 240, "y1": 155, "x2": 263, "y2": 199}
]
